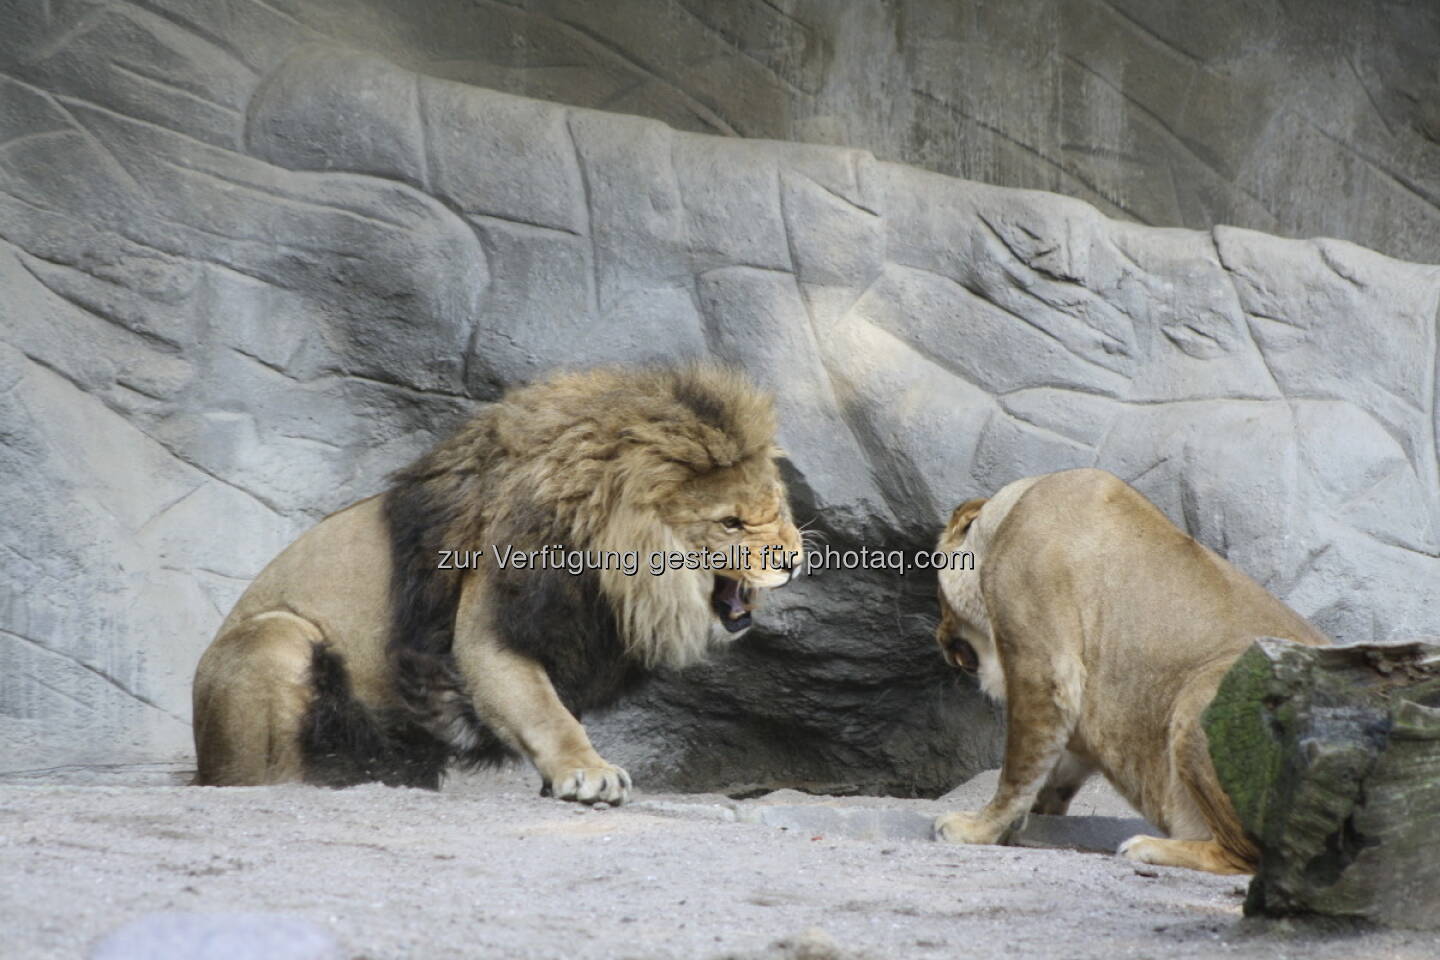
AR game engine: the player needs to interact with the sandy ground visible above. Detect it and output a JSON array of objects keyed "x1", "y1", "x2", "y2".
[{"x1": 0, "y1": 765, "x2": 1427, "y2": 959}]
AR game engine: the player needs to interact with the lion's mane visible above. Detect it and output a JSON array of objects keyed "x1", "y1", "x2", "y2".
[{"x1": 383, "y1": 365, "x2": 778, "y2": 761}]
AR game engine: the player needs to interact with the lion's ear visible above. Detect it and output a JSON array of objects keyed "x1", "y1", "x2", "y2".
[{"x1": 948, "y1": 498, "x2": 988, "y2": 537}]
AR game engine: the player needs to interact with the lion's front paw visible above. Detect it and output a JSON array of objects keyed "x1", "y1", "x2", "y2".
[
  {"x1": 544, "y1": 762, "x2": 632, "y2": 805},
  {"x1": 933, "y1": 810, "x2": 1005, "y2": 845}
]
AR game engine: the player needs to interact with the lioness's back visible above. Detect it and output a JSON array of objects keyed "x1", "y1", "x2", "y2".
[{"x1": 989, "y1": 468, "x2": 1327, "y2": 663}]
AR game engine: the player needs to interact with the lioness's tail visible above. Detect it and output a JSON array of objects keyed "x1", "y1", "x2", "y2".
[
  {"x1": 1152, "y1": 682, "x2": 1260, "y2": 874},
  {"x1": 1176, "y1": 719, "x2": 1260, "y2": 873}
]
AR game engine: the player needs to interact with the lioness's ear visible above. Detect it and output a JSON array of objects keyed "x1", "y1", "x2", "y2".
[{"x1": 948, "y1": 498, "x2": 988, "y2": 537}]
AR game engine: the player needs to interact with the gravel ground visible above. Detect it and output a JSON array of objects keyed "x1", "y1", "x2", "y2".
[{"x1": 0, "y1": 766, "x2": 1426, "y2": 959}]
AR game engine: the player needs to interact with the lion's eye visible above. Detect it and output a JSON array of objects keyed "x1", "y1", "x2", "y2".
[{"x1": 719, "y1": 516, "x2": 744, "y2": 532}]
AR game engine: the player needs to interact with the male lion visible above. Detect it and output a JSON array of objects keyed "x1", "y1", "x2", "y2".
[
  {"x1": 932, "y1": 468, "x2": 1328, "y2": 874},
  {"x1": 193, "y1": 365, "x2": 804, "y2": 803}
]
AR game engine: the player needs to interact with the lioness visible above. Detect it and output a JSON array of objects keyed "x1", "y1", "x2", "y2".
[
  {"x1": 193, "y1": 365, "x2": 804, "y2": 803},
  {"x1": 932, "y1": 468, "x2": 1328, "y2": 873}
]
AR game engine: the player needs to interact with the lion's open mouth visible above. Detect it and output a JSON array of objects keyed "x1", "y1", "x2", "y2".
[
  {"x1": 950, "y1": 638, "x2": 979, "y2": 674},
  {"x1": 711, "y1": 576, "x2": 754, "y2": 633}
]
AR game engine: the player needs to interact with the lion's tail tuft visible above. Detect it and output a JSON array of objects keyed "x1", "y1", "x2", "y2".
[{"x1": 299, "y1": 643, "x2": 449, "y2": 789}]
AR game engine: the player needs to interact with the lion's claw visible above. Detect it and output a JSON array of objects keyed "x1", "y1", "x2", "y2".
[{"x1": 549, "y1": 763, "x2": 632, "y2": 805}]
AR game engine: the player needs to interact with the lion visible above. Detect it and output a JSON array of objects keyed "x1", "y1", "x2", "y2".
[
  {"x1": 193, "y1": 365, "x2": 805, "y2": 804},
  {"x1": 931, "y1": 468, "x2": 1329, "y2": 874}
]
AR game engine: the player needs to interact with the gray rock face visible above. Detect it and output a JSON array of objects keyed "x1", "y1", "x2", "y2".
[
  {"x1": 9, "y1": 0, "x2": 1431, "y2": 263},
  {"x1": 2, "y1": 5, "x2": 1439, "y2": 797}
]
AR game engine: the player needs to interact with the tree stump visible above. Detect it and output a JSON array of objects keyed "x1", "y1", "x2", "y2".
[{"x1": 1204, "y1": 638, "x2": 1440, "y2": 928}]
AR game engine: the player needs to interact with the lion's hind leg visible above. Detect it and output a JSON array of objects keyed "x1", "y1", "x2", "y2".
[
  {"x1": 193, "y1": 611, "x2": 321, "y2": 786},
  {"x1": 194, "y1": 612, "x2": 446, "y2": 788}
]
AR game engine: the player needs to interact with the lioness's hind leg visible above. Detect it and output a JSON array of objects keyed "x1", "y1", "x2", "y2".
[
  {"x1": 193, "y1": 612, "x2": 320, "y2": 786},
  {"x1": 1163, "y1": 684, "x2": 1259, "y2": 873},
  {"x1": 1118, "y1": 835, "x2": 1252, "y2": 875}
]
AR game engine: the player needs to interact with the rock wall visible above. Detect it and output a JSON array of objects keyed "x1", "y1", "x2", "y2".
[
  {"x1": 10, "y1": 0, "x2": 1432, "y2": 262},
  {"x1": 1, "y1": 1, "x2": 1438, "y2": 793}
]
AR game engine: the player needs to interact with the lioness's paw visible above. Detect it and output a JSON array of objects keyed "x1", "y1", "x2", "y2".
[
  {"x1": 933, "y1": 811, "x2": 1004, "y2": 845},
  {"x1": 546, "y1": 763, "x2": 632, "y2": 805},
  {"x1": 1117, "y1": 834, "x2": 1161, "y2": 864}
]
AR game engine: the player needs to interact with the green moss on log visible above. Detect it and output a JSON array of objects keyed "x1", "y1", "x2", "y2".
[{"x1": 1202, "y1": 643, "x2": 1290, "y2": 833}]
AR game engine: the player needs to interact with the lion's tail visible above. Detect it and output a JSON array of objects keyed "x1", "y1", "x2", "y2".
[{"x1": 299, "y1": 643, "x2": 449, "y2": 789}]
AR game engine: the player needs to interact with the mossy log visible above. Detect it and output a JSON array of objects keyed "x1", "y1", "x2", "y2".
[{"x1": 1204, "y1": 638, "x2": 1440, "y2": 928}]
